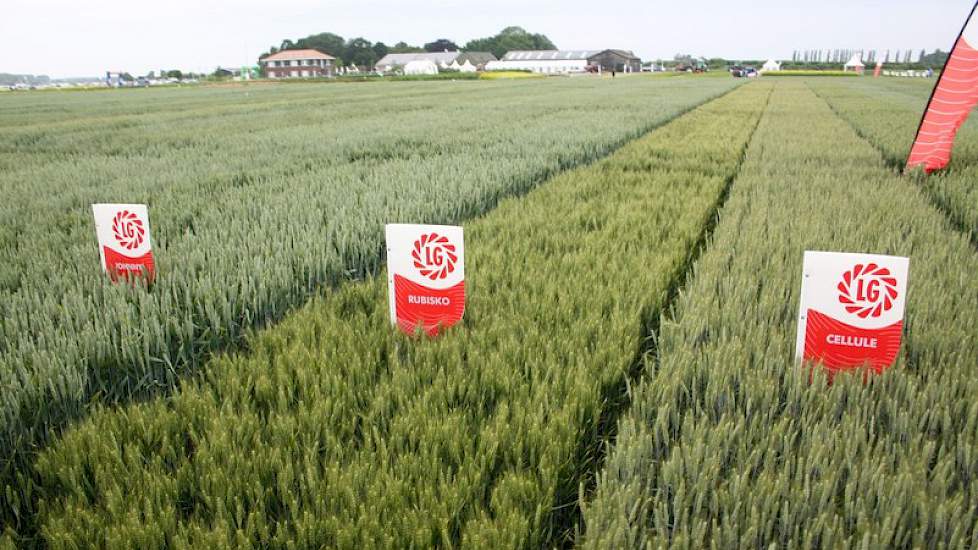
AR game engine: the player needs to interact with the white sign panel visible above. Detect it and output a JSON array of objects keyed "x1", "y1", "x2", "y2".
[
  {"x1": 385, "y1": 224, "x2": 465, "y2": 336},
  {"x1": 795, "y1": 251, "x2": 909, "y2": 374},
  {"x1": 92, "y1": 203, "x2": 155, "y2": 282}
]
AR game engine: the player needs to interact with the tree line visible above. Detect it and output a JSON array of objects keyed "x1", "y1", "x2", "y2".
[
  {"x1": 790, "y1": 48, "x2": 949, "y2": 66},
  {"x1": 260, "y1": 26, "x2": 556, "y2": 67}
]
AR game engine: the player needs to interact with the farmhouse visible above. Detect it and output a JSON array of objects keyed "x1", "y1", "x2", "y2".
[
  {"x1": 374, "y1": 51, "x2": 496, "y2": 72},
  {"x1": 261, "y1": 49, "x2": 336, "y2": 78},
  {"x1": 486, "y1": 49, "x2": 641, "y2": 74}
]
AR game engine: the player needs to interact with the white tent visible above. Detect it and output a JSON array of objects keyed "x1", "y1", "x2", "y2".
[
  {"x1": 459, "y1": 59, "x2": 477, "y2": 73},
  {"x1": 844, "y1": 53, "x2": 865, "y2": 72},
  {"x1": 448, "y1": 59, "x2": 462, "y2": 71},
  {"x1": 404, "y1": 60, "x2": 439, "y2": 75},
  {"x1": 761, "y1": 59, "x2": 781, "y2": 72}
]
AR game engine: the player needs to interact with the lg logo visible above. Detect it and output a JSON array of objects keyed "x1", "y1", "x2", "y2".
[
  {"x1": 411, "y1": 233, "x2": 458, "y2": 281},
  {"x1": 837, "y1": 263, "x2": 899, "y2": 319}
]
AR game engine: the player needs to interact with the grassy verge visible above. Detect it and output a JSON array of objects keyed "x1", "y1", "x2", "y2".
[
  {"x1": 479, "y1": 71, "x2": 545, "y2": 80},
  {"x1": 764, "y1": 70, "x2": 857, "y2": 77},
  {"x1": 582, "y1": 80, "x2": 978, "y2": 548},
  {"x1": 25, "y1": 83, "x2": 770, "y2": 548}
]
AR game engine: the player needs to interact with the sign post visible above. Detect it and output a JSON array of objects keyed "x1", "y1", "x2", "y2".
[
  {"x1": 795, "y1": 251, "x2": 909, "y2": 374},
  {"x1": 92, "y1": 204, "x2": 156, "y2": 283},
  {"x1": 386, "y1": 224, "x2": 465, "y2": 336}
]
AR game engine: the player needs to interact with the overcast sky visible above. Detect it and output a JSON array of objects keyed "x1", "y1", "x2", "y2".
[{"x1": 2, "y1": 0, "x2": 975, "y2": 78}]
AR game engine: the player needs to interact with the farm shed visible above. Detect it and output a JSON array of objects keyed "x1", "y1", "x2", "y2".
[
  {"x1": 588, "y1": 49, "x2": 642, "y2": 73},
  {"x1": 486, "y1": 49, "x2": 641, "y2": 74},
  {"x1": 261, "y1": 49, "x2": 336, "y2": 78}
]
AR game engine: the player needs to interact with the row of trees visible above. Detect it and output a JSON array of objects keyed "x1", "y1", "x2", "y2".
[
  {"x1": 261, "y1": 27, "x2": 556, "y2": 68},
  {"x1": 790, "y1": 48, "x2": 949, "y2": 66}
]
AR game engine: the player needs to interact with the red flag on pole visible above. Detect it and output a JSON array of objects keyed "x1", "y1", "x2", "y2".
[{"x1": 906, "y1": 1, "x2": 978, "y2": 173}]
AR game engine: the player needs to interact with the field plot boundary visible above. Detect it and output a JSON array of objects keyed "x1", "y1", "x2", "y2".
[
  {"x1": 0, "y1": 79, "x2": 745, "y2": 542},
  {"x1": 807, "y1": 80, "x2": 978, "y2": 249},
  {"x1": 19, "y1": 83, "x2": 770, "y2": 548},
  {"x1": 562, "y1": 82, "x2": 774, "y2": 546}
]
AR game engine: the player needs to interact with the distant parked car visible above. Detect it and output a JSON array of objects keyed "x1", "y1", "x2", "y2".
[
  {"x1": 730, "y1": 66, "x2": 757, "y2": 78},
  {"x1": 676, "y1": 60, "x2": 708, "y2": 73}
]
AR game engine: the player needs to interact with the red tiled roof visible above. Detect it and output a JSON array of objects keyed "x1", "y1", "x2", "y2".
[{"x1": 263, "y1": 49, "x2": 335, "y2": 61}]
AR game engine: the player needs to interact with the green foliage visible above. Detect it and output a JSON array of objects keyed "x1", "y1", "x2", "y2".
[
  {"x1": 27, "y1": 83, "x2": 765, "y2": 548},
  {"x1": 583, "y1": 80, "x2": 978, "y2": 548},
  {"x1": 919, "y1": 49, "x2": 949, "y2": 67},
  {"x1": 0, "y1": 76, "x2": 741, "y2": 537},
  {"x1": 295, "y1": 32, "x2": 345, "y2": 58},
  {"x1": 424, "y1": 39, "x2": 459, "y2": 52},
  {"x1": 371, "y1": 41, "x2": 389, "y2": 60},
  {"x1": 343, "y1": 37, "x2": 377, "y2": 68},
  {"x1": 390, "y1": 41, "x2": 425, "y2": 54},
  {"x1": 463, "y1": 26, "x2": 556, "y2": 60}
]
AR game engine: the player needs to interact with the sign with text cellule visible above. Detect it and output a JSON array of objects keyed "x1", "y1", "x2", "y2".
[
  {"x1": 386, "y1": 224, "x2": 465, "y2": 336},
  {"x1": 795, "y1": 251, "x2": 909, "y2": 374},
  {"x1": 92, "y1": 203, "x2": 156, "y2": 283}
]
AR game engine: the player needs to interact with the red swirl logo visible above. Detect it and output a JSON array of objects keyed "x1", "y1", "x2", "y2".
[
  {"x1": 412, "y1": 233, "x2": 457, "y2": 280},
  {"x1": 837, "y1": 263, "x2": 898, "y2": 319},
  {"x1": 112, "y1": 210, "x2": 145, "y2": 250}
]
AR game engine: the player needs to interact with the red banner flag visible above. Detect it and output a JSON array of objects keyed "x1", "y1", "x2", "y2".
[{"x1": 906, "y1": 1, "x2": 978, "y2": 172}]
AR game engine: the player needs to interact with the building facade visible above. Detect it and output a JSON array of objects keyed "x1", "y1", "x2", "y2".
[
  {"x1": 261, "y1": 49, "x2": 336, "y2": 78},
  {"x1": 588, "y1": 50, "x2": 642, "y2": 73},
  {"x1": 486, "y1": 49, "x2": 642, "y2": 74},
  {"x1": 486, "y1": 50, "x2": 598, "y2": 74}
]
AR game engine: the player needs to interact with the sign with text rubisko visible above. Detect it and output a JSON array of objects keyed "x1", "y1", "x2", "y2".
[
  {"x1": 795, "y1": 251, "x2": 909, "y2": 374},
  {"x1": 92, "y1": 204, "x2": 156, "y2": 283},
  {"x1": 386, "y1": 224, "x2": 465, "y2": 336}
]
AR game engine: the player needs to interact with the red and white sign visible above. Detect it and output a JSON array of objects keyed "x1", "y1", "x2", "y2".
[
  {"x1": 795, "y1": 251, "x2": 909, "y2": 374},
  {"x1": 906, "y1": 1, "x2": 978, "y2": 172},
  {"x1": 386, "y1": 224, "x2": 465, "y2": 336},
  {"x1": 92, "y1": 203, "x2": 156, "y2": 282}
]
